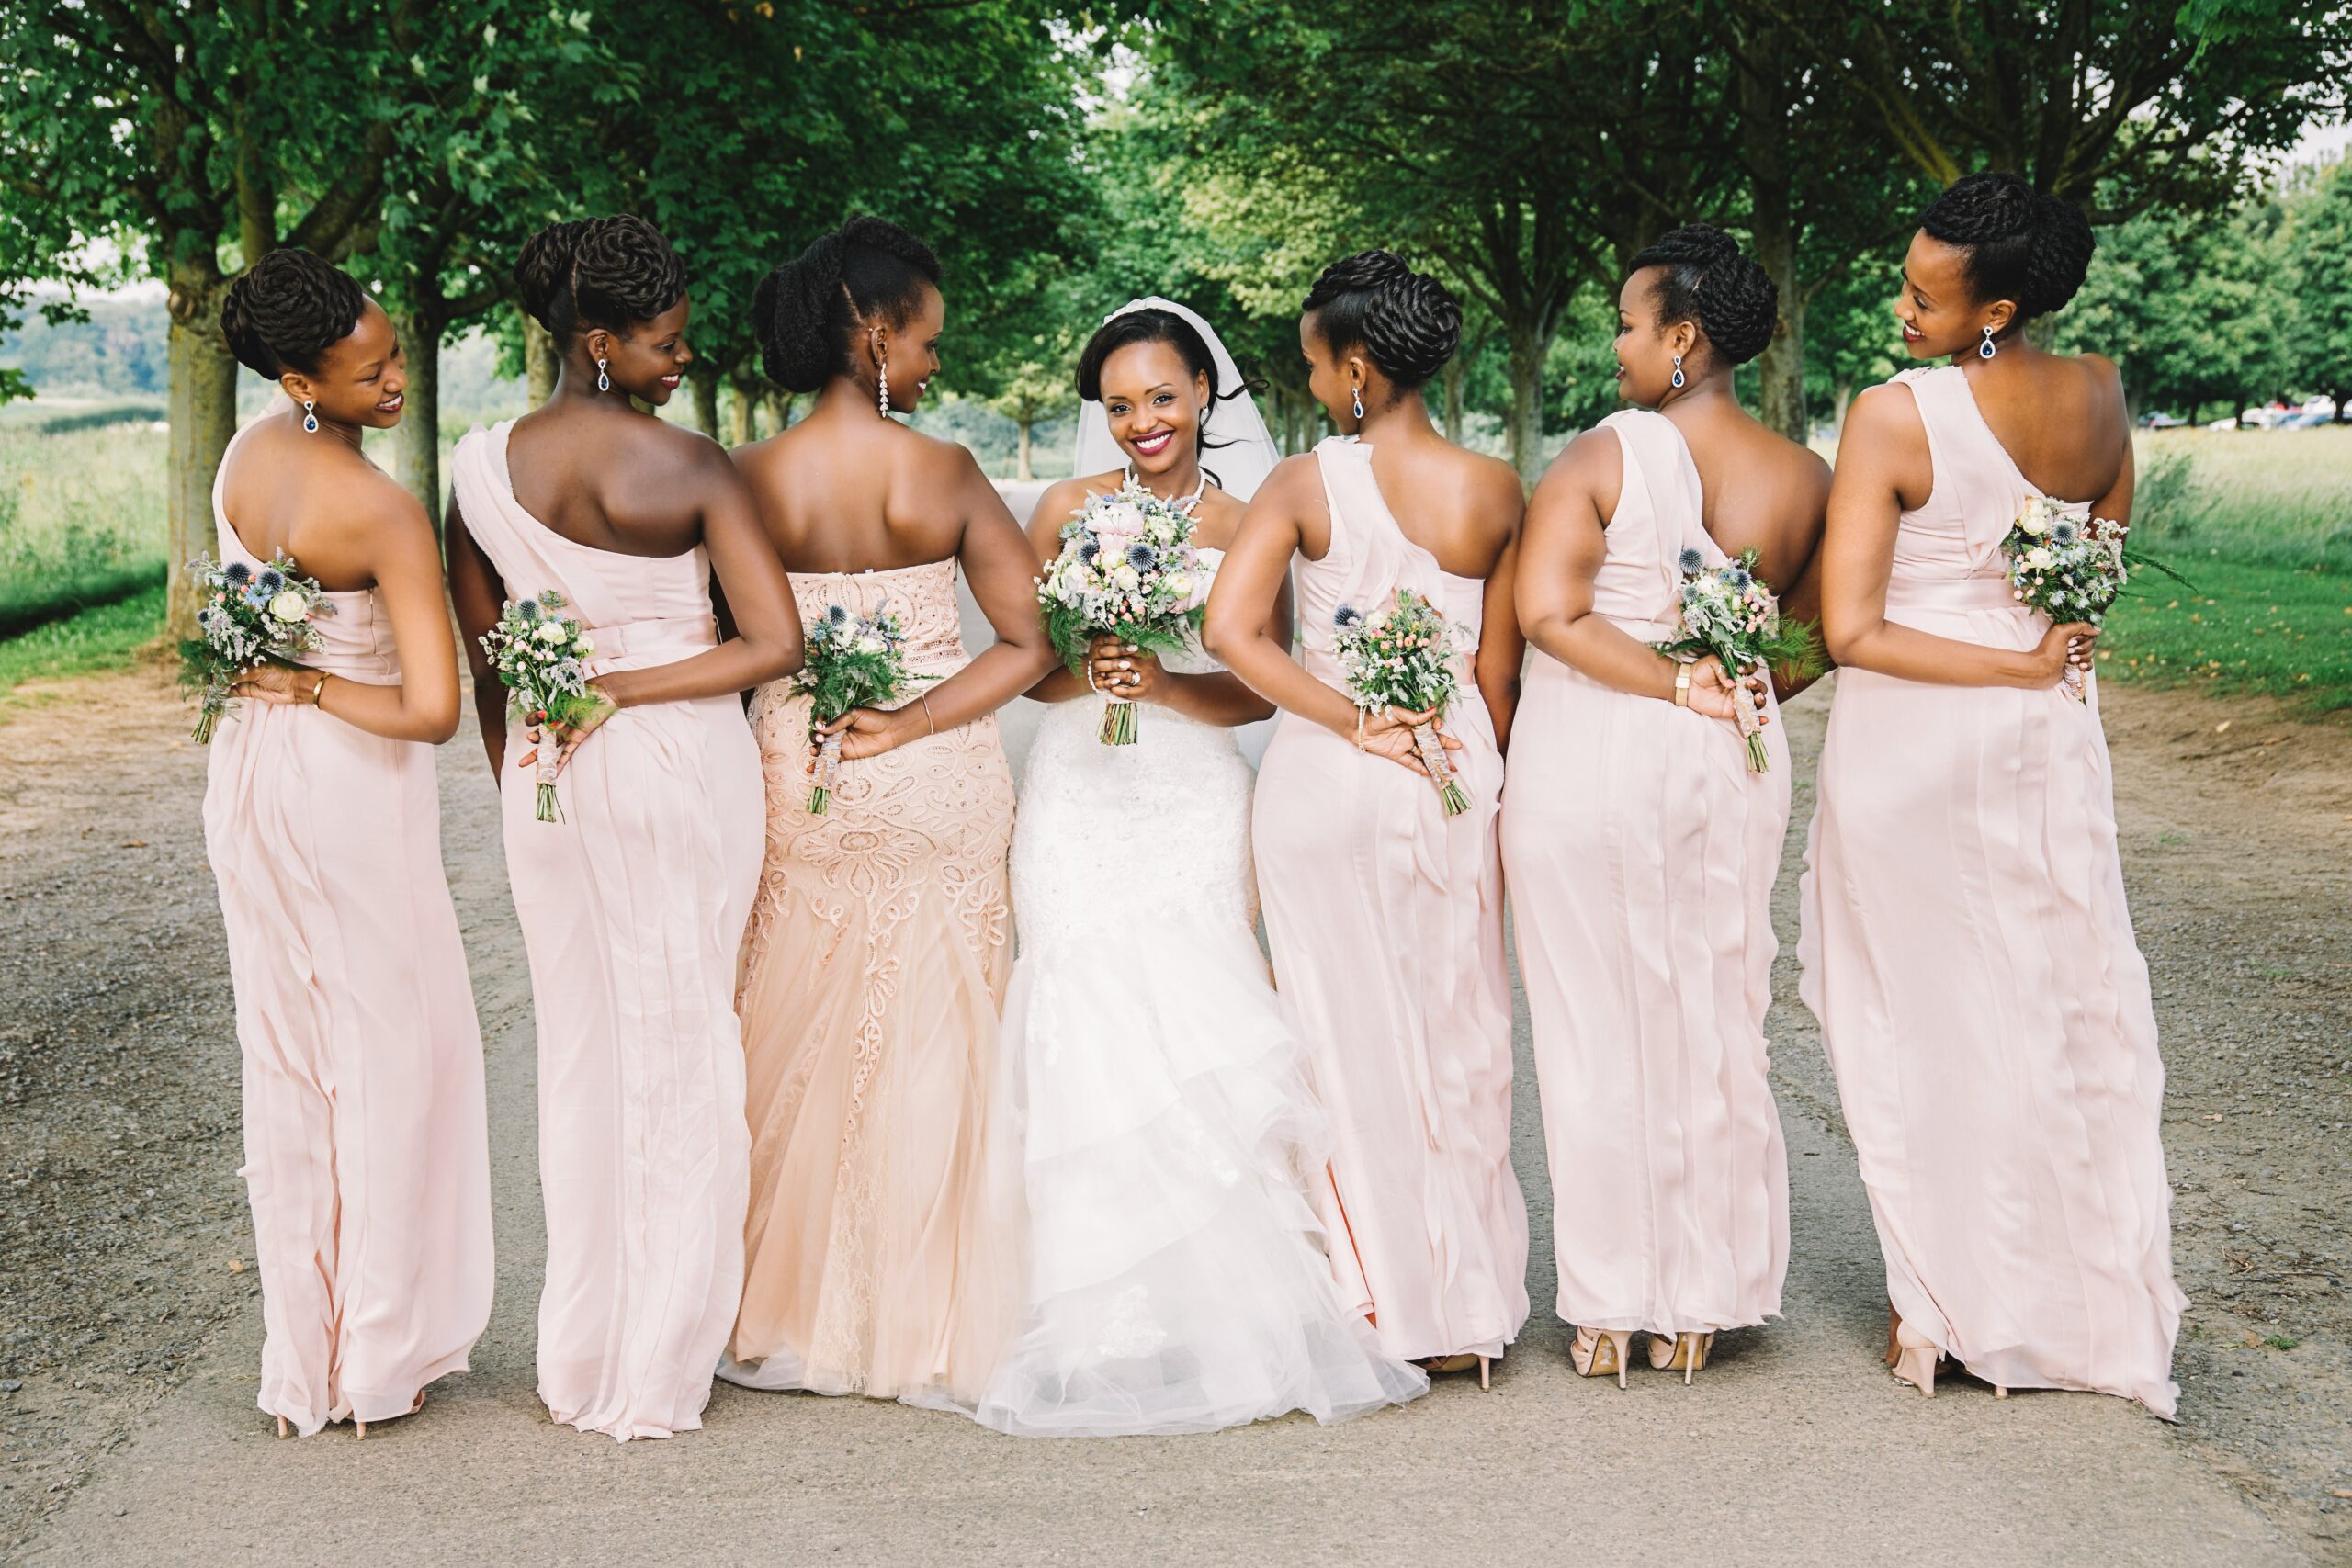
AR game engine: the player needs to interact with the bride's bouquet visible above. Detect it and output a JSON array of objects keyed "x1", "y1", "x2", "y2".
[
  {"x1": 479, "y1": 591, "x2": 602, "y2": 823},
  {"x1": 1651, "y1": 547, "x2": 1820, "y2": 773},
  {"x1": 793, "y1": 602, "x2": 932, "y2": 814},
  {"x1": 2000, "y1": 497, "x2": 2129, "y2": 704},
  {"x1": 1036, "y1": 478, "x2": 1208, "y2": 744},
  {"x1": 1330, "y1": 590, "x2": 1474, "y2": 817},
  {"x1": 179, "y1": 552, "x2": 334, "y2": 743}
]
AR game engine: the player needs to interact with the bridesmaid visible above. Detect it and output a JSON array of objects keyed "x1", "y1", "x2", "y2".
[
  {"x1": 1803, "y1": 173, "x2": 2183, "y2": 1414},
  {"x1": 1204, "y1": 251, "x2": 1530, "y2": 1385},
  {"x1": 1505, "y1": 226, "x2": 1825, "y2": 1386},
  {"x1": 721, "y1": 216, "x2": 1052, "y2": 1407},
  {"x1": 208, "y1": 248, "x2": 491, "y2": 1438},
  {"x1": 446, "y1": 216, "x2": 801, "y2": 1441}
]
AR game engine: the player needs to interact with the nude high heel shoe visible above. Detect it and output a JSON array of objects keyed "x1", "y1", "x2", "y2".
[
  {"x1": 1647, "y1": 1331, "x2": 1715, "y2": 1385},
  {"x1": 1417, "y1": 1353, "x2": 1495, "y2": 1391},
  {"x1": 1571, "y1": 1326, "x2": 1633, "y2": 1389},
  {"x1": 1889, "y1": 1321, "x2": 1942, "y2": 1397}
]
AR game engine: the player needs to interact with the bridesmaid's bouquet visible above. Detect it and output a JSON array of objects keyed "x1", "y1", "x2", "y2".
[
  {"x1": 1330, "y1": 590, "x2": 1474, "y2": 817},
  {"x1": 793, "y1": 603, "x2": 932, "y2": 814},
  {"x1": 479, "y1": 591, "x2": 601, "y2": 823},
  {"x1": 179, "y1": 552, "x2": 334, "y2": 743},
  {"x1": 1652, "y1": 548, "x2": 1820, "y2": 773},
  {"x1": 1036, "y1": 478, "x2": 1208, "y2": 744},
  {"x1": 2001, "y1": 497, "x2": 2130, "y2": 704}
]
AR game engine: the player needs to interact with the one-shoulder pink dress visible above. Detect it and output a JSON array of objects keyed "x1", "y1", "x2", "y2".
[
  {"x1": 1253, "y1": 436, "x2": 1528, "y2": 1365},
  {"x1": 202, "y1": 417, "x2": 492, "y2": 1438},
  {"x1": 1501, "y1": 409, "x2": 1790, "y2": 1338},
  {"x1": 1800, "y1": 365, "x2": 2183, "y2": 1416},
  {"x1": 449, "y1": 422, "x2": 763, "y2": 1441}
]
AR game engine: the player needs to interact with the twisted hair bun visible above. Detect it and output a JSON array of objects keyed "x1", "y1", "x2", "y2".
[
  {"x1": 1918, "y1": 172, "x2": 2095, "y2": 320},
  {"x1": 514, "y1": 215, "x2": 689, "y2": 346},
  {"x1": 753, "y1": 215, "x2": 942, "y2": 394},
  {"x1": 1627, "y1": 225, "x2": 1778, "y2": 367},
  {"x1": 1302, "y1": 250, "x2": 1461, "y2": 389},
  {"x1": 219, "y1": 249, "x2": 368, "y2": 379}
]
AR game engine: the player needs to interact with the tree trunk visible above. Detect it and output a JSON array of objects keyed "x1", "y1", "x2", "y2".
[
  {"x1": 1832, "y1": 380, "x2": 1855, "y2": 438},
  {"x1": 1442, "y1": 355, "x2": 1466, "y2": 444},
  {"x1": 524, "y1": 310, "x2": 559, "y2": 408},
  {"x1": 388, "y1": 308, "x2": 445, "y2": 521},
  {"x1": 1739, "y1": 24, "x2": 1806, "y2": 440},
  {"x1": 726, "y1": 376, "x2": 757, "y2": 445},
  {"x1": 1504, "y1": 317, "x2": 1550, "y2": 482},
  {"x1": 165, "y1": 269, "x2": 239, "y2": 642},
  {"x1": 2122, "y1": 381, "x2": 2143, "y2": 428},
  {"x1": 1015, "y1": 416, "x2": 1034, "y2": 481},
  {"x1": 764, "y1": 389, "x2": 791, "y2": 434},
  {"x1": 689, "y1": 368, "x2": 721, "y2": 438}
]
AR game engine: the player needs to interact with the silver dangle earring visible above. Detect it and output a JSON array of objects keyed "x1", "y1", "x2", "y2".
[
  {"x1": 1671, "y1": 354, "x2": 1686, "y2": 390},
  {"x1": 1979, "y1": 326, "x2": 1997, "y2": 361},
  {"x1": 877, "y1": 358, "x2": 890, "y2": 419},
  {"x1": 595, "y1": 355, "x2": 610, "y2": 392},
  {"x1": 300, "y1": 399, "x2": 318, "y2": 434},
  {"x1": 1351, "y1": 387, "x2": 1364, "y2": 421}
]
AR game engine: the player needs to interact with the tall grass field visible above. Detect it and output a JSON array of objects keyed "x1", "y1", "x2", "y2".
[{"x1": 0, "y1": 418, "x2": 2345, "y2": 714}]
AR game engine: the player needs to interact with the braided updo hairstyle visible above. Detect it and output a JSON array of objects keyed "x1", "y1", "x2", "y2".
[
  {"x1": 220, "y1": 249, "x2": 368, "y2": 378},
  {"x1": 514, "y1": 215, "x2": 690, "y2": 348},
  {"x1": 1918, "y1": 172, "x2": 2096, "y2": 321},
  {"x1": 752, "y1": 216, "x2": 942, "y2": 393},
  {"x1": 1626, "y1": 225, "x2": 1778, "y2": 367},
  {"x1": 1302, "y1": 251, "x2": 1461, "y2": 389}
]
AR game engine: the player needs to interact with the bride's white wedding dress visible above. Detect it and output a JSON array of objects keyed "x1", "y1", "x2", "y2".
[{"x1": 974, "y1": 553, "x2": 1428, "y2": 1437}]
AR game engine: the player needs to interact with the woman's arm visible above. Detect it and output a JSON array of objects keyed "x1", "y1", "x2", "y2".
[
  {"x1": 830, "y1": 447, "x2": 1056, "y2": 761},
  {"x1": 587, "y1": 446, "x2": 803, "y2": 710},
  {"x1": 444, "y1": 492, "x2": 513, "y2": 777},
  {"x1": 1822, "y1": 385, "x2": 2091, "y2": 689},
  {"x1": 1022, "y1": 479, "x2": 1101, "y2": 705},
  {"x1": 1475, "y1": 514, "x2": 1525, "y2": 753},
  {"x1": 1204, "y1": 457, "x2": 1363, "y2": 739}
]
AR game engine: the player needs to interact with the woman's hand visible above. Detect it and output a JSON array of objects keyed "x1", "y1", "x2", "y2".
[
  {"x1": 1678, "y1": 656, "x2": 1772, "y2": 728},
  {"x1": 820, "y1": 703, "x2": 922, "y2": 763},
  {"x1": 230, "y1": 662, "x2": 322, "y2": 705},
  {"x1": 1358, "y1": 704, "x2": 1464, "y2": 776},
  {"x1": 2021, "y1": 621, "x2": 2099, "y2": 689},
  {"x1": 534, "y1": 680, "x2": 619, "y2": 776},
  {"x1": 1087, "y1": 635, "x2": 1163, "y2": 706}
]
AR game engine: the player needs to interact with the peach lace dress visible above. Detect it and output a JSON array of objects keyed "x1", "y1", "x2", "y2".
[
  {"x1": 723, "y1": 560, "x2": 1018, "y2": 1407},
  {"x1": 1800, "y1": 365, "x2": 2183, "y2": 1416},
  {"x1": 203, "y1": 415, "x2": 492, "y2": 1437}
]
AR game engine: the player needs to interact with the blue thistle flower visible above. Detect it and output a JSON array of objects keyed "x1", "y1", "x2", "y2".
[
  {"x1": 827, "y1": 604, "x2": 852, "y2": 626},
  {"x1": 515, "y1": 599, "x2": 540, "y2": 622},
  {"x1": 2050, "y1": 520, "x2": 2079, "y2": 546},
  {"x1": 1677, "y1": 547, "x2": 1705, "y2": 575},
  {"x1": 255, "y1": 568, "x2": 285, "y2": 595},
  {"x1": 1079, "y1": 539, "x2": 1100, "y2": 565},
  {"x1": 222, "y1": 561, "x2": 253, "y2": 587},
  {"x1": 1125, "y1": 542, "x2": 1158, "y2": 573},
  {"x1": 1333, "y1": 604, "x2": 1363, "y2": 629},
  {"x1": 1728, "y1": 567, "x2": 1753, "y2": 589}
]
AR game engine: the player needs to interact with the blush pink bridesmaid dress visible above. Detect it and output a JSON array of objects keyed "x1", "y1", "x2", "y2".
[
  {"x1": 1253, "y1": 436, "x2": 1528, "y2": 1368},
  {"x1": 203, "y1": 418, "x2": 492, "y2": 1438},
  {"x1": 450, "y1": 423, "x2": 764, "y2": 1441},
  {"x1": 1501, "y1": 410, "x2": 1790, "y2": 1359},
  {"x1": 1800, "y1": 365, "x2": 2184, "y2": 1416}
]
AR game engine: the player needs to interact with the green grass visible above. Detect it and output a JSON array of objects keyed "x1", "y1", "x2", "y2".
[
  {"x1": 2096, "y1": 558, "x2": 2352, "y2": 713},
  {"x1": 2134, "y1": 427, "x2": 2352, "y2": 574},
  {"x1": 0, "y1": 423, "x2": 170, "y2": 633},
  {"x1": 0, "y1": 584, "x2": 167, "y2": 708}
]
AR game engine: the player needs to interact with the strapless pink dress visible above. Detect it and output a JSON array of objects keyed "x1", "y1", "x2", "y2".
[
  {"x1": 1800, "y1": 365, "x2": 2183, "y2": 1416},
  {"x1": 202, "y1": 417, "x2": 492, "y2": 1437}
]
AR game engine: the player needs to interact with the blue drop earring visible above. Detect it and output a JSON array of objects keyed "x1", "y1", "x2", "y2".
[
  {"x1": 300, "y1": 399, "x2": 318, "y2": 434},
  {"x1": 596, "y1": 355, "x2": 611, "y2": 392},
  {"x1": 1351, "y1": 386, "x2": 1363, "y2": 422},
  {"x1": 1671, "y1": 354, "x2": 1686, "y2": 390},
  {"x1": 1979, "y1": 326, "x2": 1997, "y2": 361}
]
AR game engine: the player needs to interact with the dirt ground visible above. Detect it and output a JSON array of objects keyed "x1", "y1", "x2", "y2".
[{"x1": 0, "y1": 663, "x2": 2345, "y2": 1562}]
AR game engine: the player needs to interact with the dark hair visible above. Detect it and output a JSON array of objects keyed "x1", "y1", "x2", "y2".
[
  {"x1": 515, "y1": 216, "x2": 689, "y2": 348},
  {"x1": 1626, "y1": 224, "x2": 1778, "y2": 367},
  {"x1": 1918, "y1": 172, "x2": 2095, "y2": 321},
  {"x1": 1301, "y1": 250, "x2": 1460, "y2": 389},
  {"x1": 752, "y1": 215, "x2": 942, "y2": 393},
  {"x1": 220, "y1": 249, "x2": 368, "y2": 379}
]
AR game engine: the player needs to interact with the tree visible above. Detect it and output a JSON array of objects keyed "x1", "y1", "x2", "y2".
[
  {"x1": 2, "y1": 3, "x2": 412, "y2": 635},
  {"x1": 2059, "y1": 203, "x2": 2283, "y2": 424},
  {"x1": 2278, "y1": 157, "x2": 2352, "y2": 422}
]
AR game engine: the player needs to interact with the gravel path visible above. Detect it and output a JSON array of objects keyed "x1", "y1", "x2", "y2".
[{"x1": 0, "y1": 657, "x2": 2344, "y2": 1565}]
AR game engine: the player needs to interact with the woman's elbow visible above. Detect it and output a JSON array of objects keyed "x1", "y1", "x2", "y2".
[
  {"x1": 1201, "y1": 606, "x2": 1249, "y2": 660},
  {"x1": 1822, "y1": 619, "x2": 1865, "y2": 666}
]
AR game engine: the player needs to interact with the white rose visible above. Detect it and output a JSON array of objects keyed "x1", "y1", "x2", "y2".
[
  {"x1": 573, "y1": 636, "x2": 595, "y2": 656},
  {"x1": 267, "y1": 590, "x2": 309, "y2": 622},
  {"x1": 2025, "y1": 547, "x2": 2055, "y2": 570},
  {"x1": 854, "y1": 634, "x2": 884, "y2": 654},
  {"x1": 2018, "y1": 511, "x2": 2048, "y2": 536},
  {"x1": 536, "y1": 621, "x2": 570, "y2": 645},
  {"x1": 1114, "y1": 565, "x2": 1141, "y2": 591}
]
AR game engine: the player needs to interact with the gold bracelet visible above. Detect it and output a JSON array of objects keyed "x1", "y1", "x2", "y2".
[
  {"x1": 921, "y1": 691, "x2": 937, "y2": 735},
  {"x1": 1354, "y1": 705, "x2": 1367, "y2": 751},
  {"x1": 1672, "y1": 664, "x2": 1691, "y2": 708},
  {"x1": 310, "y1": 671, "x2": 330, "y2": 707}
]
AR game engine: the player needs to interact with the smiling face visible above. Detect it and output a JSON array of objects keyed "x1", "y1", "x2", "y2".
[
  {"x1": 1098, "y1": 337, "x2": 1211, "y2": 477},
  {"x1": 587, "y1": 295, "x2": 695, "y2": 405},
  {"x1": 1300, "y1": 310, "x2": 1368, "y2": 433},
  {"x1": 874, "y1": 281, "x2": 945, "y2": 413},
  {"x1": 1613, "y1": 266, "x2": 1700, "y2": 410},
  {"x1": 280, "y1": 299, "x2": 408, "y2": 429},
  {"x1": 1894, "y1": 231, "x2": 2013, "y2": 361}
]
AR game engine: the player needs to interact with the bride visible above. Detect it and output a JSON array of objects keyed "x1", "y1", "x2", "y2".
[{"x1": 974, "y1": 299, "x2": 1428, "y2": 1436}]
